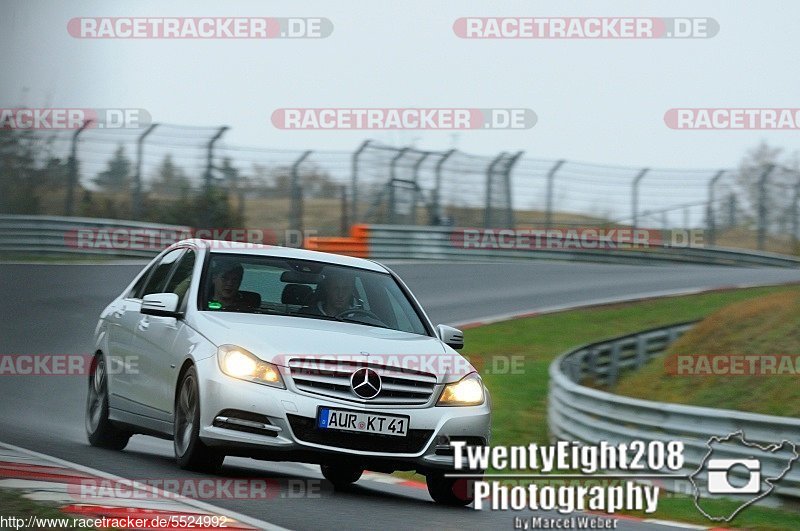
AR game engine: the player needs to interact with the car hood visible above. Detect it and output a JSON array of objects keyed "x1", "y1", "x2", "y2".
[{"x1": 190, "y1": 312, "x2": 473, "y2": 383}]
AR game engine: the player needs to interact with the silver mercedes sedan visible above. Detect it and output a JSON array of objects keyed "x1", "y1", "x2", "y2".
[{"x1": 87, "y1": 239, "x2": 491, "y2": 505}]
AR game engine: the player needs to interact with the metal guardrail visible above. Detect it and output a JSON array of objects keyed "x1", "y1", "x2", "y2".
[
  {"x1": 365, "y1": 225, "x2": 800, "y2": 268},
  {"x1": 548, "y1": 322, "x2": 800, "y2": 499},
  {"x1": 0, "y1": 215, "x2": 189, "y2": 258},
  {"x1": 2, "y1": 216, "x2": 800, "y2": 268}
]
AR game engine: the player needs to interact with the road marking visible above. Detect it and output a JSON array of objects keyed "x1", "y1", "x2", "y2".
[{"x1": 0, "y1": 441, "x2": 288, "y2": 531}]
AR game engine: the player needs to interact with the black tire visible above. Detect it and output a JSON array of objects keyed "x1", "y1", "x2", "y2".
[
  {"x1": 426, "y1": 472, "x2": 477, "y2": 506},
  {"x1": 174, "y1": 366, "x2": 224, "y2": 473},
  {"x1": 86, "y1": 355, "x2": 131, "y2": 450},
  {"x1": 320, "y1": 463, "x2": 364, "y2": 489}
]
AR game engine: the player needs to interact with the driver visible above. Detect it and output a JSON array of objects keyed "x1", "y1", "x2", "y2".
[
  {"x1": 304, "y1": 268, "x2": 355, "y2": 317},
  {"x1": 209, "y1": 260, "x2": 249, "y2": 311}
]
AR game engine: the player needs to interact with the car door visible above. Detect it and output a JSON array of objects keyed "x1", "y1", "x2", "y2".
[
  {"x1": 105, "y1": 261, "x2": 157, "y2": 404},
  {"x1": 130, "y1": 248, "x2": 196, "y2": 420},
  {"x1": 120, "y1": 248, "x2": 185, "y2": 422}
]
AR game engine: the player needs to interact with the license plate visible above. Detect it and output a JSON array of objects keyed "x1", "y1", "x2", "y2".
[{"x1": 317, "y1": 407, "x2": 409, "y2": 437}]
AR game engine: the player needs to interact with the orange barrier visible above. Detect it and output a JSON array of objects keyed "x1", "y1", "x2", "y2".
[{"x1": 303, "y1": 224, "x2": 369, "y2": 258}]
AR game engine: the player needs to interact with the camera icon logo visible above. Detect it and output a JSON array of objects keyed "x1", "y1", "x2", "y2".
[{"x1": 706, "y1": 458, "x2": 761, "y2": 494}]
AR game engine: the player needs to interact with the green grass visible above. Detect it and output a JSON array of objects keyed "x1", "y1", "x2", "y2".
[
  {"x1": 612, "y1": 287, "x2": 800, "y2": 417},
  {"x1": 0, "y1": 488, "x2": 100, "y2": 529},
  {"x1": 454, "y1": 284, "x2": 800, "y2": 529}
]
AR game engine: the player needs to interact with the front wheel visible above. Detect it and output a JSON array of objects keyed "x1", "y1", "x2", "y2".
[
  {"x1": 174, "y1": 366, "x2": 224, "y2": 472},
  {"x1": 320, "y1": 463, "x2": 363, "y2": 489},
  {"x1": 426, "y1": 472, "x2": 478, "y2": 506},
  {"x1": 86, "y1": 355, "x2": 131, "y2": 450}
]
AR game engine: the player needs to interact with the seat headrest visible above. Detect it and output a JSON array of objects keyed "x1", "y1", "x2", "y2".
[{"x1": 282, "y1": 284, "x2": 313, "y2": 305}]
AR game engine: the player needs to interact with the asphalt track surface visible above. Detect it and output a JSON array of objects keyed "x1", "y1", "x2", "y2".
[{"x1": 1, "y1": 260, "x2": 800, "y2": 530}]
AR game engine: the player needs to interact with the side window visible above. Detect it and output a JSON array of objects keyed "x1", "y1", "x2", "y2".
[
  {"x1": 141, "y1": 249, "x2": 184, "y2": 297},
  {"x1": 128, "y1": 263, "x2": 156, "y2": 299},
  {"x1": 164, "y1": 250, "x2": 196, "y2": 307}
]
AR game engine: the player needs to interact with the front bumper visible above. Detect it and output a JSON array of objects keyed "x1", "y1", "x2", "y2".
[{"x1": 195, "y1": 356, "x2": 491, "y2": 473}]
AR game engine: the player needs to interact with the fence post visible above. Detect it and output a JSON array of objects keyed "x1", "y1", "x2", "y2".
[
  {"x1": 757, "y1": 164, "x2": 775, "y2": 251},
  {"x1": 791, "y1": 173, "x2": 800, "y2": 250},
  {"x1": 133, "y1": 123, "x2": 158, "y2": 220},
  {"x1": 545, "y1": 160, "x2": 565, "y2": 229},
  {"x1": 410, "y1": 152, "x2": 430, "y2": 225},
  {"x1": 432, "y1": 149, "x2": 456, "y2": 225},
  {"x1": 504, "y1": 151, "x2": 523, "y2": 228},
  {"x1": 340, "y1": 185, "x2": 349, "y2": 236},
  {"x1": 290, "y1": 150, "x2": 312, "y2": 234},
  {"x1": 388, "y1": 148, "x2": 409, "y2": 224},
  {"x1": 64, "y1": 120, "x2": 92, "y2": 216},
  {"x1": 631, "y1": 167, "x2": 649, "y2": 231},
  {"x1": 484, "y1": 152, "x2": 507, "y2": 228},
  {"x1": 727, "y1": 193, "x2": 737, "y2": 228},
  {"x1": 204, "y1": 126, "x2": 228, "y2": 195},
  {"x1": 705, "y1": 170, "x2": 725, "y2": 246},
  {"x1": 351, "y1": 140, "x2": 370, "y2": 224}
]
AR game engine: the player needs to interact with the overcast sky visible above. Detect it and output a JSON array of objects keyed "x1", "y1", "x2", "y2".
[{"x1": 2, "y1": 0, "x2": 798, "y2": 169}]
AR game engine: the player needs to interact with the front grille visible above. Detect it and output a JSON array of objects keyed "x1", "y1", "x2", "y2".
[
  {"x1": 287, "y1": 414, "x2": 433, "y2": 453},
  {"x1": 287, "y1": 358, "x2": 438, "y2": 405}
]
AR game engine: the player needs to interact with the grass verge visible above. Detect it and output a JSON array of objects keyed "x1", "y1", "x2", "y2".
[{"x1": 612, "y1": 288, "x2": 800, "y2": 417}]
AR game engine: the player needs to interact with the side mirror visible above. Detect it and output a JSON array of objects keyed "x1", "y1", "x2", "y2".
[
  {"x1": 437, "y1": 324, "x2": 464, "y2": 350},
  {"x1": 141, "y1": 293, "x2": 182, "y2": 318}
]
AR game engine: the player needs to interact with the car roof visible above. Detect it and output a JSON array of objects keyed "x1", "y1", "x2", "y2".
[{"x1": 176, "y1": 239, "x2": 388, "y2": 273}]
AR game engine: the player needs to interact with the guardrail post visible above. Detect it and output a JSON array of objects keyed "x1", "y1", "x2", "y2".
[
  {"x1": 631, "y1": 167, "x2": 649, "y2": 231},
  {"x1": 290, "y1": 150, "x2": 312, "y2": 234},
  {"x1": 757, "y1": 164, "x2": 775, "y2": 250},
  {"x1": 484, "y1": 152, "x2": 507, "y2": 228},
  {"x1": 608, "y1": 341, "x2": 621, "y2": 387},
  {"x1": 706, "y1": 170, "x2": 725, "y2": 246},
  {"x1": 64, "y1": 120, "x2": 92, "y2": 216},
  {"x1": 133, "y1": 123, "x2": 158, "y2": 220},
  {"x1": 545, "y1": 160, "x2": 565, "y2": 229},
  {"x1": 351, "y1": 140, "x2": 371, "y2": 224},
  {"x1": 432, "y1": 149, "x2": 456, "y2": 225},
  {"x1": 634, "y1": 335, "x2": 648, "y2": 368},
  {"x1": 586, "y1": 347, "x2": 598, "y2": 383}
]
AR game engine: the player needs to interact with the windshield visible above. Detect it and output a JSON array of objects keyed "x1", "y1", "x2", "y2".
[{"x1": 200, "y1": 253, "x2": 429, "y2": 335}]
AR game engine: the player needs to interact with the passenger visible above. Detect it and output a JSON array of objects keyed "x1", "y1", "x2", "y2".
[{"x1": 303, "y1": 268, "x2": 356, "y2": 316}]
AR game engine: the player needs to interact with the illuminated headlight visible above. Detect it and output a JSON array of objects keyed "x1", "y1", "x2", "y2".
[
  {"x1": 437, "y1": 373, "x2": 485, "y2": 406},
  {"x1": 217, "y1": 345, "x2": 284, "y2": 388}
]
